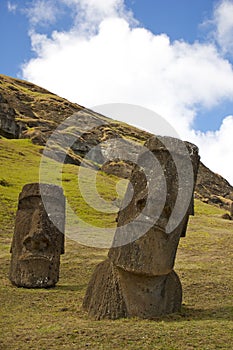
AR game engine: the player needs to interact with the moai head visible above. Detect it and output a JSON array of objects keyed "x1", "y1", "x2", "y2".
[
  {"x1": 9, "y1": 183, "x2": 65, "y2": 288},
  {"x1": 108, "y1": 136, "x2": 200, "y2": 276}
]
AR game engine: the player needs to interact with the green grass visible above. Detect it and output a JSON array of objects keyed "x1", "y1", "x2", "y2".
[
  {"x1": 0, "y1": 138, "x2": 43, "y2": 229},
  {"x1": 0, "y1": 138, "x2": 124, "y2": 230},
  {"x1": 0, "y1": 137, "x2": 233, "y2": 349}
]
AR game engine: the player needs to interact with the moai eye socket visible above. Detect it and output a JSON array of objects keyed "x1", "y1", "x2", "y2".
[
  {"x1": 136, "y1": 197, "x2": 146, "y2": 211},
  {"x1": 19, "y1": 196, "x2": 42, "y2": 210},
  {"x1": 23, "y1": 235, "x2": 51, "y2": 252}
]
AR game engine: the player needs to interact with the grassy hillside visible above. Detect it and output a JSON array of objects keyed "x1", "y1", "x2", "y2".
[{"x1": 0, "y1": 137, "x2": 232, "y2": 350}]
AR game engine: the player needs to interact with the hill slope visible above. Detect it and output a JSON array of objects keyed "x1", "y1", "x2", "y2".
[{"x1": 0, "y1": 74, "x2": 232, "y2": 212}]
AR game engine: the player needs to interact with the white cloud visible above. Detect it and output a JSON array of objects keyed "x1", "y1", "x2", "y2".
[
  {"x1": 7, "y1": 1, "x2": 17, "y2": 13},
  {"x1": 21, "y1": 0, "x2": 233, "y2": 185},
  {"x1": 191, "y1": 116, "x2": 233, "y2": 184},
  {"x1": 214, "y1": 0, "x2": 233, "y2": 54},
  {"x1": 23, "y1": 0, "x2": 134, "y2": 32},
  {"x1": 203, "y1": 0, "x2": 233, "y2": 55},
  {"x1": 24, "y1": 0, "x2": 60, "y2": 27},
  {"x1": 61, "y1": 0, "x2": 135, "y2": 30}
]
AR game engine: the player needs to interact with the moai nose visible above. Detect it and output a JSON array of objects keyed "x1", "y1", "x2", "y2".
[{"x1": 23, "y1": 209, "x2": 51, "y2": 252}]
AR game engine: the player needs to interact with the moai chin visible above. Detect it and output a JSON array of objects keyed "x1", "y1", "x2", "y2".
[
  {"x1": 9, "y1": 183, "x2": 65, "y2": 288},
  {"x1": 83, "y1": 136, "x2": 200, "y2": 319}
]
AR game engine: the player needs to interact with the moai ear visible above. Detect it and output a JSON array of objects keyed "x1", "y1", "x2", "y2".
[{"x1": 61, "y1": 232, "x2": 65, "y2": 254}]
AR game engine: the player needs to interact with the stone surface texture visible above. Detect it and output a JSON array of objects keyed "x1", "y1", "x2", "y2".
[
  {"x1": 83, "y1": 136, "x2": 200, "y2": 319},
  {"x1": 9, "y1": 183, "x2": 65, "y2": 288}
]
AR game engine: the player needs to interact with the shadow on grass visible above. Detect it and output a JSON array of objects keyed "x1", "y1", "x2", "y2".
[
  {"x1": 159, "y1": 305, "x2": 233, "y2": 322},
  {"x1": 56, "y1": 284, "x2": 86, "y2": 292},
  {"x1": 183, "y1": 305, "x2": 233, "y2": 320}
]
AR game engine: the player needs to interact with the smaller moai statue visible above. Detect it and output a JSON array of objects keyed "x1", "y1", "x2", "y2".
[
  {"x1": 9, "y1": 183, "x2": 65, "y2": 288},
  {"x1": 83, "y1": 136, "x2": 200, "y2": 319}
]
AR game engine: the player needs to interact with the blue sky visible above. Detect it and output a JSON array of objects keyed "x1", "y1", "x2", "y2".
[
  {"x1": 1, "y1": 1, "x2": 221, "y2": 81},
  {"x1": 126, "y1": 0, "x2": 213, "y2": 42},
  {"x1": 0, "y1": 0, "x2": 233, "y2": 184}
]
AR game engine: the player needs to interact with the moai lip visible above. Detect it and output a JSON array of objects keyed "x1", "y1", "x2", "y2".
[
  {"x1": 9, "y1": 183, "x2": 65, "y2": 288},
  {"x1": 83, "y1": 136, "x2": 200, "y2": 319}
]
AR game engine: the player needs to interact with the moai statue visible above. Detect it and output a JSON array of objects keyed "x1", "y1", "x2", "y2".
[
  {"x1": 83, "y1": 136, "x2": 200, "y2": 319},
  {"x1": 9, "y1": 183, "x2": 65, "y2": 288}
]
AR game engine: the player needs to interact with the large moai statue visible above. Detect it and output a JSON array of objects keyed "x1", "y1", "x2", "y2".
[
  {"x1": 9, "y1": 183, "x2": 65, "y2": 288},
  {"x1": 83, "y1": 136, "x2": 200, "y2": 319}
]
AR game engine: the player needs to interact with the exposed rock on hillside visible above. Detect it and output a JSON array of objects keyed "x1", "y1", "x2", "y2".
[
  {"x1": 0, "y1": 74, "x2": 150, "y2": 167},
  {"x1": 101, "y1": 159, "x2": 233, "y2": 210},
  {"x1": 0, "y1": 74, "x2": 232, "y2": 211},
  {"x1": 195, "y1": 162, "x2": 233, "y2": 210},
  {"x1": 0, "y1": 75, "x2": 83, "y2": 140}
]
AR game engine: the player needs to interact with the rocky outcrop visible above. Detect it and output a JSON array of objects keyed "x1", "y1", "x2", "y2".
[
  {"x1": 1, "y1": 74, "x2": 232, "y2": 211},
  {"x1": 195, "y1": 162, "x2": 233, "y2": 210},
  {"x1": 102, "y1": 159, "x2": 233, "y2": 212},
  {"x1": 0, "y1": 74, "x2": 149, "y2": 167},
  {"x1": 0, "y1": 93, "x2": 20, "y2": 139},
  {"x1": 101, "y1": 159, "x2": 135, "y2": 179}
]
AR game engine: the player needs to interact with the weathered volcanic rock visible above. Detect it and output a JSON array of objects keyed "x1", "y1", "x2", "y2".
[
  {"x1": 101, "y1": 159, "x2": 135, "y2": 179},
  {"x1": 0, "y1": 75, "x2": 150, "y2": 167},
  {"x1": 83, "y1": 136, "x2": 200, "y2": 319},
  {"x1": 9, "y1": 183, "x2": 65, "y2": 288},
  {"x1": 83, "y1": 259, "x2": 127, "y2": 320},
  {"x1": 108, "y1": 137, "x2": 200, "y2": 275},
  {"x1": 83, "y1": 258, "x2": 182, "y2": 320},
  {"x1": 195, "y1": 162, "x2": 233, "y2": 210},
  {"x1": 0, "y1": 93, "x2": 20, "y2": 139},
  {"x1": 221, "y1": 213, "x2": 232, "y2": 220}
]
